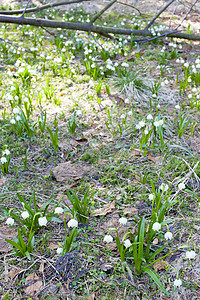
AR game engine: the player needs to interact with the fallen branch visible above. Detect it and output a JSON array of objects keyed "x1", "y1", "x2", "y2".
[
  {"x1": 0, "y1": 15, "x2": 199, "y2": 41},
  {"x1": 0, "y1": 0, "x2": 89, "y2": 15}
]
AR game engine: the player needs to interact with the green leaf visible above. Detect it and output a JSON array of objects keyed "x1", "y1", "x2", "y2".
[
  {"x1": 50, "y1": 216, "x2": 63, "y2": 223},
  {"x1": 17, "y1": 228, "x2": 26, "y2": 251},
  {"x1": 144, "y1": 268, "x2": 169, "y2": 296},
  {"x1": 9, "y1": 211, "x2": 26, "y2": 226},
  {"x1": 5, "y1": 238, "x2": 24, "y2": 252},
  {"x1": 25, "y1": 251, "x2": 31, "y2": 260},
  {"x1": 148, "y1": 245, "x2": 167, "y2": 261},
  {"x1": 138, "y1": 217, "x2": 145, "y2": 260}
]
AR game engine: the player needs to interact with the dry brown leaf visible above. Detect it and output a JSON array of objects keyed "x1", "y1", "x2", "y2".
[
  {"x1": 69, "y1": 139, "x2": 80, "y2": 147},
  {"x1": 52, "y1": 162, "x2": 87, "y2": 182},
  {"x1": 39, "y1": 261, "x2": 45, "y2": 273},
  {"x1": 0, "y1": 239, "x2": 11, "y2": 253},
  {"x1": 154, "y1": 260, "x2": 169, "y2": 272},
  {"x1": 24, "y1": 273, "x2": 43, "y2": 297},
  {"x1": 8, "y1": 268, "x2": 22, "y2": 280},
  {"x1": 134, "y1": 174, "x2": 141, "y2": 182},
  {"x1": 152, "y1": 238, "x2": 159, "y2": 245},
  {"x1": 0, "y1": 177, "x2": 8, "y2": 186},
  {"x1": 106, "y1": 242, "x2": 117, "y2": 251},
  {"x1": 116, "y1": 194, "x2": 121, "y2": 200},
  {"x1": 0, "y1": 226, "x2": 17, "y2": 253},
  {"x1": 147, "y1": 155, "x2": 162, "y2": 163},
  {"x1": 124, "y1": 207, "x2": 138, "y2": 216},
  {"x1": 59, "y1": 139, "x2": 73, "y2": 152},
  {"x1": 75, "y1": 137, "x2": 88, "y2": 143},
  {"x1": 105, "y1": 213, "x2": 120, "y2": 228},
  {"x1": 93, "y1": 201, "x2": 115, "y2": 216},
  {"x1": 60, "y1": 182, "x2": 79, "y2": 191},
  {"x1": 130, "y1": 148, "x2": 141, "y2": 157},
  {"x1": 56, "y1": 192, "x2": 69, "y2": 202},
  {"x1": 57, "y1": 212, "x2": 71, "y2": 223},
  {"x1": 87, "y1": 293, "x2": 95, "y2": 300},
  {"x1": 60, "y1": 285, "x2": 69, "y2": 298},
  {"x1": 48, "y1": 242, "x2": 59, "y2": 250}
]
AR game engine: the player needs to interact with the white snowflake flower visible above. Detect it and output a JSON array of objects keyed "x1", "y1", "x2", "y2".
[
  {"x1": 6, "y1": 217, "x2": 14, "y2": 225},
  {"x1": 21, "y1": 211, "x2": 29, "y2": 219},
  {"x1": 164, "y1": 231, "x2": 173, "y2": 240},
  {"x1": 147, "y1": 114, "x2": 153, "y2": 120},
  {"x1": 149, "y1": 194, "x2": 154, "y2": 200},
  {"x1": 13, "y1": 107, "x2": 20, "y2": 114},
  {"x1": 68, "y1": 219, "x2": 78, "y2": 228},
  {"x1": 55, "y1": 207, "x2": 64, "y2": 214},
  {"x1": 103, "y1": 235, "x2": 113, "y2": 243},
  {"x1": 1, "y1": 157, "x2": 7, "y2": 164},
  {"x1": 178, "y1": 182, "x2": 185, "y2": 190},
  {"x1": 160, "y1": 183, "x2": 169, "y2": 192},
  {"x1": 119, "y1": 217, "x2": 127, "y2": 225},
  {"x1": 185, "y1": 250, "x2": 196, "y2": 260},
  {"x1": 2, "y1": 149, "x2": 10, "y2": 156},
  {"x1": 174, "y1": 278, "x2": 182, "y2": 287},
  {"x1": 124, "y1": 239, "x2": 131, "y2": 248},
  {"x1": 152, "y1": 222, "x2": 161, "y2": 231},
  {"x1": 38, "y1": 216, "x2": 47, "y2": 226},
  {"x1": 10, "y1": 119, "x2": 16, "y2": 124},
  {"x1": 56, "y1": 247, "x2": 63, "y2": 254}
]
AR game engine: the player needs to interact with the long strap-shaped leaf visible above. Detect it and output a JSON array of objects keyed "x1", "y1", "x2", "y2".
[
  {"x1": 144, "y1": 268, "x2": 169, "y2": 296},
  {"x1": 138, "y1": 217, "x2": 145, "y2": 262}
]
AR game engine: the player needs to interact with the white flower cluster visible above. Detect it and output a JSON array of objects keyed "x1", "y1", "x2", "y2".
[
  {"x1": 136, "y1": 115, "x2": 164, "y2": 133},
  {"x1": 106, "y1": 59, "x2": 115, "y2": 71},
  {"x1": 9, "y1": 106, "x2": 22, "y2": 124},
  {"x1": 176, "y1": 57, "x2": 200, "y2": 74},
  {"x1": 152, "y1": 222, "x2": 173, "y2": 240},
  {"x1": 1, "y1": 148, "x2": 10, "y2": 164}
]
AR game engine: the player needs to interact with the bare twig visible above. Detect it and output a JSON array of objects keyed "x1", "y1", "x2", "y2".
[
  {"x1": 136, "y1": 29, "x2": 181, "y2": 43},
  {"x1": 0, "y1": 0, "x2": 90, "y2": 15},
  {"x1": 145, "y1": 0, "x2": 176, "y2": 30},
  {"x1": 0, "y1": 37, "x2": 40, "y2": 56},
  {"x1": 117, "y1": 1, "x2": 142, "y2": 15},
  {"x1": 90, "y1": 0, "x2": 117, "y2": 24},
  {"x1": 168, "y1": 0, "x2": 181, "y2": 30},
  {"x1": 21, "y1": 0, "x2": 31, "y2": 18},
  {"x1": 0, "y1": 15, "x2": 199, "y2": 41},
  {"x1": 175, "y1": 0, "x2": 199, "y2": 30},
  {"x1": 40, "y1": 26, "x2": 56, "y2": 36}
]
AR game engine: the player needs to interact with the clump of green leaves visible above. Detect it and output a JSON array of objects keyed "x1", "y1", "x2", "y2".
[
  {"x1": 64, "y1": 188, "x2": 94, "y2": 224},
  {"x1": 5, "y1": 228, "x2": 34, "y2": 260},
  {"x1": 8, "y1": 191, "x2": 60, "y2": 233},
  {"x1": 47, "y1": 126, "x2": 59, "y2": 151},
  {"x1": 176, "y1": 111, "x2": 190, "y2": 138},
  {"x1": 0, "y1": 148, "x2": 11, "y2": 174},
  {"x1": 114, "y1": 68, "x2": 149, "y2": 95},
  {"x1": 67, "y1": 113, "x2": 78, "y2": 134}
]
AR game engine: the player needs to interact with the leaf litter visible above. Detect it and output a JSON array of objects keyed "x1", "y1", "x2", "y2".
[{"x1": 0, "y1": 1, "x2": 199, "y2": 299}]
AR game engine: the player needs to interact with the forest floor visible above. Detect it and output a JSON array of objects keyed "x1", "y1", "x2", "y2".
[{"x1": 0, "y1": 0, "x2": 200, "y2": 299}]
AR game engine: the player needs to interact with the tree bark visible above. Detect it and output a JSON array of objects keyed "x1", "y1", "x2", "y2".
[{"x1": 0, "y1": 15, "x2": 199, "y2": 41}]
